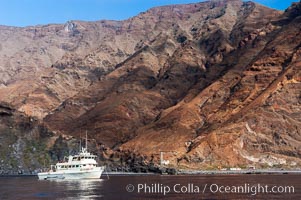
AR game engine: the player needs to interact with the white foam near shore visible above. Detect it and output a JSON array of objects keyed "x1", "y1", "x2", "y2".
[{"x1": 177, "y1": 169, "x2": 301, "y2": 175}]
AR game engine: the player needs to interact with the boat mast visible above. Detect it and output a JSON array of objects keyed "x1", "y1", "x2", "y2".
[
  {"x1": 79, "y1": 132, "x2": 82, "y2": 152},
  {"x1": 85, "y1": 130, "x2": 88, "y2": 150}
]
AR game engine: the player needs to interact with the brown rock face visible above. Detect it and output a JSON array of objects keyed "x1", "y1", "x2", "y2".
[
  {"x1": 120, "y1": 2, "x2": 301, "y2": 169},
  {"x1": 1, "y1": 0, "x2": 300, "y2": 171},
  {"x1": 0, "y1": 102, "x2": 55, "y2": 174}
]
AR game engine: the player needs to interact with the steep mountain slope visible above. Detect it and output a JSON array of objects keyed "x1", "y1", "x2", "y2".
[
  {"x1": 122, "y1": 1, "x2": 301, "y2": 169},
  {"x1": 0, "y1": 0, "x2": 300, "y2": 172},
  {"x1": 0, "y1": 9, "x2": 185, "y2": 118},
  {"x1": 45, "y1": 0, "x2": 280, "y2": 146}
]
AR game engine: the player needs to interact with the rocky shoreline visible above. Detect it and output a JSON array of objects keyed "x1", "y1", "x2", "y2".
[{"x1": 2, "y1": 166, "x2": 301, "y2": 176}]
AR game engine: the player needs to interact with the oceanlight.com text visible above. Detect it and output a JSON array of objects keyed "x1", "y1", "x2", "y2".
[{"x1": 126, "y1": 183, "x2": 295, "y2": 196}]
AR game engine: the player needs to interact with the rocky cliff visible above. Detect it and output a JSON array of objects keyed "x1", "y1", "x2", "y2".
[{"x1": 0, "y1": 0, "x2": 300, "y2": 173}]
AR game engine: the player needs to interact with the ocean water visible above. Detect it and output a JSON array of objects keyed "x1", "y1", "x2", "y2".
[{"x1": 0, "y1": 174, "x2": 300, "y2": 199}]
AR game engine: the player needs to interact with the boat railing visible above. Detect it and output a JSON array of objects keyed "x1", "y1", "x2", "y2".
[{"x1": 50, "y1": 165, "x2": 56, "y2": 172}]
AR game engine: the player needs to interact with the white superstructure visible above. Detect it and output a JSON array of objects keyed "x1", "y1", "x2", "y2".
[{"x1": 38, "y1": 135, "x2": 104, "y2": 180}]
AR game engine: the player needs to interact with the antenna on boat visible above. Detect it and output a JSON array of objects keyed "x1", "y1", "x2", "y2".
[
  {"x1": 85, "y1": 130, "x2": 88, "y2": 150},
  {"x1": 79, "y1": 132, "x2": 82, "y2": 152}
]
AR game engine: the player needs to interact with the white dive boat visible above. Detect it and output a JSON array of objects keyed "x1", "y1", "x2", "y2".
[{"x1": 38, "y1": 135, "x2": 104, "y2": 180}]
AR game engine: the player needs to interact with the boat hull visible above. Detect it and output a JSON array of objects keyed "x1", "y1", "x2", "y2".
[{"x1": 38, "y1": 167, "x2": 104, "y2": 180}]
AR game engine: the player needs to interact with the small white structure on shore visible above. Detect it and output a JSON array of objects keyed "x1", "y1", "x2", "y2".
[{"x1": 160, "y1": 151, "x2": 170, "y2": 166}]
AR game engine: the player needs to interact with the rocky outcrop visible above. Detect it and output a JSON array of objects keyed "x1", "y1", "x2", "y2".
[
  {"x1": 0, "y1": 102, "x2": 52, "y2": 174},
  {"x1": 0, "y1": 102, "x2": 104, "y2": 174}
]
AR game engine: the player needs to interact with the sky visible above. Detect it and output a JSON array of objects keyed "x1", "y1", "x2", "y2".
[{"x1": 0, "y1": 0, "x2": 297, "y2": 27}]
